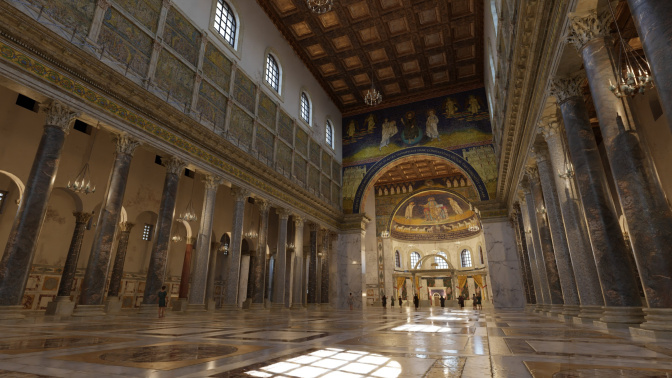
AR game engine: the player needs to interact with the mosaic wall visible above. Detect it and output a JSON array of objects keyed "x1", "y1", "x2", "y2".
[
  {"x1": 322, "y1": 151, "x2": 331, "y2": 178},
  {"x1": 99, "y1": 8, "x2": 152, "y2": 76},
  {"x1": 278, "y1": 111, "x2": 294, "y2": 143},
  {"x1": 229, "y1": 105, "x2": 254, "y2": 148},
  {"x1": 233, "y1": 69, "x2": 256, "y2": 113},
  {"x1": 255, "y1": 124, "x2": 275, "y2": 162},
  {"x1": 295, "y1": 127, "x2": 309, "y2": 157},
  {"x1": 154, "y1": 49, "x2": 194, "y2": 105},
  {"x1": 113, "y1": 0, "x2": 161, "y2": 33},
  {"x1": 163, "y1": 7, "x2": 201, "y2": 66},
  {"x1": 321, "y1": 174, "x2": 330, "y2": 198},
  {"x1": 309, "y1": 166, "x2": 320, "y2": 192},
  {"x1": 257, "y1": 91, "x2": 277, "y2": 128},
  {"x1": 26, "y1": 0, "x2": 96, "y2": 34},
  {"x1": 309, "y1": 140, "x2": 321, "y2": 167},
  {"x1": 202, "y1": 42, "x2": 232, "y2": 92},
  {"x1": 295, "y1": 156, "x2": 307, "y2": 184},
  {"x1": 332, "y1": 162, "x2": 341, "y2": 184},
  {"x1": 277, "y1": 142, "x2": 293, "y2": 174},
  {"x1": 197, "y1": 80, "x2": 227, "y2": 129}
]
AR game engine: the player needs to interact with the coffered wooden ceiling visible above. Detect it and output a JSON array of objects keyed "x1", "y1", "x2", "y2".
[
  {"x1": 375, "y1": 158, "x2": 464, "y2": 186},
  {"x1": 258, "y1": 0, "x2": 484, "y2": 116}
]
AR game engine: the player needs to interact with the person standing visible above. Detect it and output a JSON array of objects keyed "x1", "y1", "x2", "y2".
[
  {"x1": 440, "y1": 295, "x2": 445, "y2": 308},
  {"x1": 391, "y1": 296, "x2": 395, "y2": 307},
  {"x1": 472, "y1": 294, "x2": 477, "y2": 310},
  {"x1": 458, "y1": 295, "x2": 464, "y2": 309},
  {"x1": 157, "y1": 285, "x2": 168, "y2": 318},
  {"x1": 413, "y1": 294, "x2": 419, "y2": 310},
  {"x1": 382, "y1": 295, "x2": 387, "y2": 308},
  {"x1": 398, "y1": 296, "x2": 403, "y2": 307},
  {"x1": 477, "y1": 294, "x2": 482, "y2": 310},
  {"x1": 347, "y1": 292, "x2": 354, "y2": 311}
]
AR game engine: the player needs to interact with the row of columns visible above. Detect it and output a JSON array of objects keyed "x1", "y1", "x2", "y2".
[
  {"x1": 513, "y1": 8, "x2": 672, "y2": 330},
  {"x1": 0, "y1": 100, "x2": 333, "y2": 318}
]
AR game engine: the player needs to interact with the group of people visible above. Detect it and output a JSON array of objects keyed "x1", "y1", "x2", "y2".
[{"x1": 456, "y1": 293, "x2": 482, "y2": 310}]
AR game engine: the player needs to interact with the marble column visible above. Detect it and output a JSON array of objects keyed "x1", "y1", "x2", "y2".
[
  {"x1": 271, "y1": 209, "x2": 290, "y2": 308},
  {"x1": 551, "y1": 73, "x2": 643, "y2": 324},
  {"x1": 333, "y1": 215, "x2": 369, "y2": 310},
  {"x1": 320, "y1": 231, "x2": 331, "y2": 304},
  {"x1": 522, "y1": 183, "x2": 554, "y2": 311},
  {"x1": 187, "y1": 175, "x2": 222, "y2": 311},
  {"x1": 45, "y1": 212, "x2": 93, "y2": 316},
  {"x1": 531, "y1": 146, "x2": 580, "y2": 316},
  {"x1": 250, "y1": 199, "x2": 269, "y2": 309},
  {"x1": 626, "y1": 0, "x2": 672, "y2": 134},
  {"x1": 510, "y1": 206, "x2": 535, "y2": 306},
  {"x1": 75, "y1": 133, "x2": 140, "y2": 316},
  {"x1": 141, "y1": 157, "x2": 186, "y2": 312},
  {"x1": 307, "y1": 224, "x2": 318, "y2": 305},
  {"x1": 205, "y1": 241, "x2": 220, "y2": 310},
  {"x1": 290, "y1": 216, "x2": 305, "y2": 309},
  {"x1": 570, "y1": 11, "x2": 672, "y2": 327},
  {"x1": 518, "y1": 199, "x2": 545, "y2": 310},
  {"x1": 103, "y1": 221, "x2": 134, "y2": 314},
  {"x1": 539, "y1": 117, "x2": 605, "y2": 319},
  {"x1": 221, "y1": 187, "x2": 249, "y2": 310},
  {"x1": 0, "y1": 102, "x2": 78, "y2": 315},
  {"x1": 172, "y1": 237, "x2": 195, "y2": 312}
]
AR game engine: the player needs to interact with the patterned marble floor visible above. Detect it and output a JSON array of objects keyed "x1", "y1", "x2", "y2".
[{"x1": 1, "y1": 306, "x2": 672, "y2": 377}]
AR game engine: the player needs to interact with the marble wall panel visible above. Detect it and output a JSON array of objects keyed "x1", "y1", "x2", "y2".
[
  {"x1": 309, "y1": 166, "x2": 320, "y2": 192},
  {"x1": 163, "y1": 7, "x2": 200, "y2": 66},
  {"x1": 322, "y1": 151, "x2": 331, "y2": 178},
  {"x1": 233, "y1": 69, "x2": 256, "y2": 113},
  {"x1": 278, "y1": 111, "x2": 294, "y2": 144},
  {"x1": 196, "y1": 80, "x2": 227, "y2": 129},
  {"x1": 255, "y1": 124, "x2": 274, "y2": 162},
  {"x1": 309, "y1": 140, "x2": 321, "y2": 167},
  {"x1": 331, "y1": 182, "x2": 340, "y2": 205},
  {"x1": 229, "y1": 105, "x2": 254, "y2": 148},
  {"x1": 276, "y1": 142, "x2": 292, "y2": 173},
  {"x1": 154, "y1": 49, "x2": 195, "y2": 105},
  {"x1": 321, "y1": 174, "x2": 330, "y2": 198},
  {"x1": 27, "y1": 0, "x2": 95, "y2": 34},
  {"x1": 257, "y1": 91, "x2": 277, "y2": 128},
  {"x1": 114, "y1": 0, "x2": 161, "y2": 33},
  {"x1": 332, "y1": 162, "x2": 341, "y2": 184},
  {"x1": 295, "y1": 127, "x2": 309, "y2": 157},
  {"x1": 483, "y1": 220, "x2": 525, "y2": 309},
  {"x1": 99, "y1": 8, "x2": 152, "y2": 76},
  {"x1": 202, "y1": 42, "x2": 232, "y2": 92},
  {"x1": 295, "y1": 156, "x2": 307, "y2": 184}
]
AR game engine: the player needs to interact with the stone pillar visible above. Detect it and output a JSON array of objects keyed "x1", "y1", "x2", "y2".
[
  {"x1": 290, "y1": 216, "x2": 305, "y2": 309},
  {"x1": 187, "y1": 175, "x2": 222, "y2": 311},
  {"x1": 0, "y1": 102, "x2": 78, "y2": 318},
  {"x1": 271, "y1": 209, "x2": 290, "y2": 308},
  {"x1": 522, "y1": 183, "x2": 553, "y2": 311},
  {"x1": 551, "y1": 73, "x2": 643, "y2": 325},
  {"x1": 45, "y1": 212, "x2": 93, "y2": 316},
  {"x1": 221, "y1": 187, "x2": 249, "y2": 310},
  {"x1": 172, "y1": 237, "x2": 195, "y2": 312},
  {"x1": 570, "y1": 10, "x2": 672, "y2": 328},
  {"x1": 74, "y1": 133, "x2": 140, "y2": 317},
  {"x1": 103, "y1": 221, "x2": 134, "y2": 314},
  {"x1": 538, "y1": 117, "x2": 605, "y2": 319},
  {"x1": 518, "y1": 198, "x2": 545, "y2": 310},
  {"x1": 307, "y1": 224, "x2": 318, "y2": 305},
  {"x1": 626, "y1": 0, "x2": 672, "y2": 134},
  {"x1": 333, "y1": 214, "x2": 369, "y2": 310},
  {"x1": 510, "y1": 206, "x2": 535, "y2": 306},
  {"x1": 205, "y1": 241, "x2": 220, "y2": 310},
  {"x1": 531, "y1": 145, "x2": 580, "y2": 317},
  {"x1": 250, "y1": 200, "x2": 270, "y2": 309},
  {"x1": 140, "y1": 157, "x2": 186, "y2": 313},
  {"x1": 320, "y1": 231, "x2": 331, "y2": 304}
]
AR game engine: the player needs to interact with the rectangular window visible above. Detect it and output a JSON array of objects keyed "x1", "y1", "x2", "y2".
[
  {"x1": 142, "y1": 224, "x2": 153, "y2": 241},
  {"x1": 0, "y1": 190, "x2": 7, "y2": 214}
]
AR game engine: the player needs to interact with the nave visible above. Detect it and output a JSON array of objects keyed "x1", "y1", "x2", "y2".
[{"x1": 1, "y1": 307, "x2": 672, "y2": 377}]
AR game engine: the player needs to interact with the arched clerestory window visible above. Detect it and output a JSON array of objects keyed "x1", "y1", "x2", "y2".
[
  {"x1": 213, "y1": 0, "x2": 238, "y2": 47},
  {"x1": 395, "y1": 250, "x2": 401, "y2": 268},
  {"x1": 435, "y1": 251, "x2": 448, "y2": 269},
  {"x1": 410, "y1": 252, "x2": 420, "y2": 269},
  {"x1": 461, "y1": 249, "x2": 472, "y2": 268},
  {"x1": 265, "y1": 54, "x2": 281, "y2": 93}
]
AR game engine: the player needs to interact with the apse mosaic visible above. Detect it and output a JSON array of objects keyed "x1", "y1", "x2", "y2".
[{"x1": 388, "y1": 189, "x2": 480, "y2": 241}]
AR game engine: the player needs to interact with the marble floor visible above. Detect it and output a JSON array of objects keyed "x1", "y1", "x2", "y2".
[{"x1": 1, "y1": 306, "x2": 672, "y2": 377}]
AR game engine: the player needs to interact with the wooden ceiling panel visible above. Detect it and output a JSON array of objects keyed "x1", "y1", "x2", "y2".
[
  {"x1": 257, "y1": 0, "x2": 484, "y2": 115},
  {"x1": 374, "y1": 158, "x2": 465, "y2": 186}
]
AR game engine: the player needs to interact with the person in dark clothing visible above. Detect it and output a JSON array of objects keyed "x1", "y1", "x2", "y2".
[
  {"x1": 440, "y1": 296, "x2": 445, "y2": 308},
  {"x1": 157, "y1": 285, "x2": 168, "y2": 318},
  {"x1": 382, "y1": 295, "x2": 387, "y2": 308},
  {"x1": 398, "y1": 297, "x2": 403, "y2": 307},
  {"x1": 413, "y1": 294, "x2": 419, "y2": 310},
  {"x1": 472, "y1": 294, "x2": 477, "y2": 309},
  {"x1": 391, "y1": 296, "x2": 395, "y2": 307},
  {"x1": 458, "y1": 295, "x2": 464, "y2": 308}
]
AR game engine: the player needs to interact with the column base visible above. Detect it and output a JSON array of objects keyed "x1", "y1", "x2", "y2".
[
  {"x1": 249, "y1": 302, "x2": 266, "y2": 310},
  {"x1": 290, "y1": 303, "x2": 305, "y2": 310},
  {"x1": 630, "y1": 327, "x2": 672, "y2": 340},
  {"x1": 561, "y1": 305, "x2": 580, "y2": 317},
  {"x1": 185, "y1": 303, "x2": 207, "y2": 312},
  {"x1": 172, "y1": 298, "x2": 189, "y2": 312},
  {"x1": 137, "y1": 303, "x2": 159, "y2": 315},
  {"x1": 220, "y1": 304, "x2": 240, "y2": 311},
  {"x1": 640, "y1": 307, "x2": 672, "y2": 332},
  {"x1": 578, "y1": 305, "x2": 603, "y2": 320},
  {"x1": 594, "y1": 306, "x2": 645, "y2": 328},
  {"x1": 548, "y1": 304, "x2": 564, "y2": 315},
  {"x1": 72, "y1": 304, "x2": 107, "y2": 317},
  {"x1": 45, "y1": 296, "x2": 76, "y2": 316},
  {"x1": 104, "y1": 297, "x2": 122, "y2": 314},
  {"x1": 205, "y1": 299, "x2": 217, "y2": 311},
  {"x1": 0, "y1": 305, "x2": 25, "y2": 319},
  {"x1": 524, "y1": 304, "x2": 536, "y2": 312},
  {"x1": 270, "y1": 302, "x2": 286, "y2": 310}
]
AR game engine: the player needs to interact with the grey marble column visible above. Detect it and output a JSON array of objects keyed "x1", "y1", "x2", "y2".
[
  {"x1": 250, "y1": 200, "x2": 270, "y2": 309},
  {"x1": 510, "y1": 206, "x2": 535, "y2": 305},
  {"x1": 539, "y1": 117, "x2": 605, "y2": 318},
  {"x1": 141, "y1": 157, "x2": 186, "y2": 309},
  {"x1": 205, "y1": 241, "x2": 220, "y2": 310},
  {"x1": 106, "y1": 222, "x2": 134, "y2": 298},
  {"x1": 187, "y1": 175, "x2": 222, "y2": 311},
  {"x1": 178, "y1": 238, "x2": 195, "y2": 299},
  {"x1": 531, "y1": 146, "x2": 580, "y2": 316},
  {"x1": 522, "y1": 183, "x2": 554, "y2": 310},
  {"x1": 57, "y1": 212, "x2": 93, "y2": 298},
  {"x1": 320, "y1": 231, "x2": 332, "y2": 304},
  {"x1": 290, "y1": 216, "x2": 305, "y2": 309},
  {"x1": 626, "y1": 0, "x2": 672, "y2": 134},
  {"x1": 570, "y1": 11, "x2": 672, "y2": 327},
  {"x1": 518, "y1": 199, "x2": 544, "y2": 310},
  {"x1": 307, "y1": 224, "x2": 318, "y2": 305},
  {"x1": 271, "y1": 209, "x2": 290, "y2": 308},
  {"x1": 75, "y1": 133, "x2": 140, "y2": 316},
  {"x1": 551, "y1": 73, "x2": 643, "y2": 324},
  {"x1": 0, "y1": 102, "x2": 78, "y2": 311},
  {"x1": 221, "y1": 187, "x2": 249, "y2": 310}
]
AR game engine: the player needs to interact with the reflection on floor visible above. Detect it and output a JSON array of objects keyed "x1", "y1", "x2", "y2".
[{"x1": 1, "y1": 306, "x2": 672, "y2": 377}]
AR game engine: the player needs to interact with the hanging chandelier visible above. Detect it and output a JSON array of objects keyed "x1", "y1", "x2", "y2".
[
  {"x1": 365, "y1": 84, "x2": 382, "y2": 106},
  {"x1": 171, "y1": 234, "x2": 183, "y2": 243},
  {"x1": 307, "y1": 0, "x2": 332, "y2": 14},
  {"x1": 606, "y1": 1, "x2": 653, "y2": 98},
  {"x1": 67, "y1": 125, "x2": 97, "y2": 195},
  {"x1": 179, "y1": 179, "x2": 198, "y2": 222}
]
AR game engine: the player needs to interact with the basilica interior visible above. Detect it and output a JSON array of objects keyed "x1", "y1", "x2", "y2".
[{"x1": 1, "y1": 0, "x2": 672, "y2": 376}]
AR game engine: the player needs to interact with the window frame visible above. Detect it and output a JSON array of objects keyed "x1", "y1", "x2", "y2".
[
  {"x1": 142, "y1": 223, "x2": 154, "y2": 241},
  {"x1": 410, "y1": 252, "x2": 420, "y2": 269},
  {"x1": 265, "y1": 53, "x2": 281, "y2": 94},
  {"x1": 325, "y1": 120, "x2": 334, "y2": 149},
  {"x1": 212, "y1": 0, "x2": 239, "y2": 50},
  {"x1": 299, "y1": 91, "x2": 312, "y2": 126},
  {"x1": 434, "y1": 252, "x2": 448, "y2": 269},
  {"x1": 395, "y1": 250, "x2": 400, "y2": 268},
  {"x1": 461, "y1": 249, "x2": 472, "y2": 268}
]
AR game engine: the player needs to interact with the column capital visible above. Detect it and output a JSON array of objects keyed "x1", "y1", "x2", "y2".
[
  {"x1": 309, "y1": 223, "x2": 319, "y2": 232},
  {"x1": 530, "y1": 144, "x2": 550, "y2": 163},
  {"x1": 517, "y1": 190, "x2": 528, "y2": 203},
  {"x1": 567, "y1": 9, "x2": 610, "y2": 51},
  {"x1": 114, "y1": 133, "x2": 141, "y2": 156},
  {"x1": 230, "y1": 186, "x2": 250, "y2": 201},
  {"x1": 203, "y1": 175, "x2": 224, "y2": 190},
  {"x1": 118, "y1": 221, "x2": 135, "y2": 232},
  {"x1": 165, "y1": 156, "x2": 187, "y2": 175},
  {"x1": 538, "y1": 115, "x2": 562, "y2": 140},
  {"x1": 41, "y1": 100, "x2": 80, "y2": 134},
  {"x1": 73, "y1": 211, "x2": 93, "y2": 224},
  {"x1": 277, "y1": 208, "x2": 292, "y2": 220},
  {"x1": 550, "y1": 73, "x2": 586, "y2": 104},
  {"x1": 294, "y1": 215, "x2": 305, "y2": 228},
  {"x1": 256, "y1": 198, "x2": 270, "y2": 212},
  {"x1": 524, "y1": 165, "x2": 539, "y2": 180}
]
